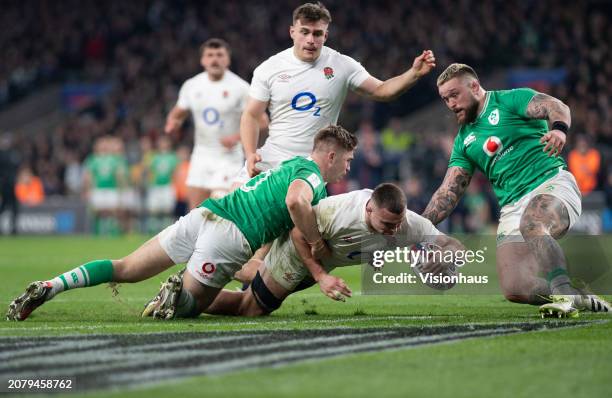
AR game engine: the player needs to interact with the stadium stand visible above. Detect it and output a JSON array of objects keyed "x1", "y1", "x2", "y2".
[{"x1": 0, "y1": 0, "x2": 610, "y2": 233}]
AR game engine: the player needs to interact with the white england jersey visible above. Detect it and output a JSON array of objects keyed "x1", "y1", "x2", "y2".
[
  {"x1": 250, "y1": 46, "x2": 371, "y2": 158},
  {"x1": 314, "y1": 189, "x2": 441, "y2": 268},
  {"x1": 177, "y1": 70, "x2": 249, "y2": 156}
]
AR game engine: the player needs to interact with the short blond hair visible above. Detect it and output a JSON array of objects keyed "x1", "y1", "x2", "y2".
[{"x1": 437, "y1": 63, "x2": 479, "y2": 86}]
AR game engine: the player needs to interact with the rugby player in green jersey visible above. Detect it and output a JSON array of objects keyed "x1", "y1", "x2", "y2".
[
  {"x1": 7, "y1": 126, "x2": 356, "y2": 321},
  {"x1": 423, "y1": 63, "x2": 610, "y2": 318}
]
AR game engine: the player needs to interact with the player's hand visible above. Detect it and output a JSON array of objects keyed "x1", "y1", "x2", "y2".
[
  {"x1": 420, "y1": 260, "x2": 444, "y2": 275},
  {"x1": 220, "y1": 134, "x2": 241, "y2": 150},
  {"x1": 164, "y1": 120, "x2": 180, "y2": 135},
  {"x1": 411, "y1": 50, "x2": 436, "y2": 78},
  {"x1": 233, "y1": 258, "x2": 262, "y2": 285},
  {"x1": 540, "y1": 129, "x2": 566, "y2": 157},
  {"x1": 246, "y1": 152, "x2": 262, "y2": 177},
  {"x1": 318, "y1": 274, "x2": 352, "y2": 302},
  {"x1": 310, "y1": 238, "x2": 332, "y2": 260}
]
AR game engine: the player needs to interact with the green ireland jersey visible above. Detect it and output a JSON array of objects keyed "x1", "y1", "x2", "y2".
[
  {"x1": 85, "y1": 154, "x2": 124, "y2": 189},
  {"x1": 448, "y1": 88, "x2": 566, "y2": 207},
  {"x1": 150, "y1": 152, "x2": 178, "y2": 186},
  {"x1": 202, "y1": 157, "x2": 327, "y2": 251}
]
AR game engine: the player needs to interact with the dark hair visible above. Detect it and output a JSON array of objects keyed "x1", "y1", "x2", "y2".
[
  {"x1": 371, "y1": 183, "x2": 406, "y2": 215},
  {"x1": 437, "y1": 63, "x2": 479, "y2": 86},
  {"x1": 293, "y1": 2, "x2": 332, "y2": 24},
  {"x1": 199, "y1": 38, "x2": 231, "y2": 56},
  {"x1": 313, "y1": 125, "x2": 357, "y2": 152}
]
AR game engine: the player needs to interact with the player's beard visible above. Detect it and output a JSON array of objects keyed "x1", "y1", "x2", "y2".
[{"x1": 458, "y1": 96, "x2": 480, "y2": 125}]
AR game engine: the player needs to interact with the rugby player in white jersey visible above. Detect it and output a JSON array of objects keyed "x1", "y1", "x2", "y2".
[
  {"x1": 179, "y1": 183, "x2": 465, "y2": 317},
  {"x1": 165, "y1": 38, "x2": 268, "y2": 209},
  {"x1": 239, "y1": 2, "x2": 436, "y2": 180}
]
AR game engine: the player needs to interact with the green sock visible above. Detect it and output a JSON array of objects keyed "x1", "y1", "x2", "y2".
[
  {"x1": 46, "y1": 259, "x2": 114, "y2": 299},
  {"x1": 174, "y1": 289, "x2": 199, "y2": 318},
  {"x1": 546, "y1": 267, "x2": 574, "y2": 295}
]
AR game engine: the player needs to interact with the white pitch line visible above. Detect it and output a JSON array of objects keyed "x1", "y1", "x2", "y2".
[
  {"x1": 3, "y1": 331, "x2": 395, "y2": 378},
  {"x1": 110, "y1": 328, "x2": 520, "y2": 384},
  {"x1": 0, "y1": 315, "x2": 446, "y2": 333},
  {"x1": 0, "y1": 339, "x2": 113, "y2": 362}
]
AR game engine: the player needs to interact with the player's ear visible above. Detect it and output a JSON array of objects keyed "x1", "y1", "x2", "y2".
[{"x1": 470, "y1": 79, "x2": 480, "y2": 94}]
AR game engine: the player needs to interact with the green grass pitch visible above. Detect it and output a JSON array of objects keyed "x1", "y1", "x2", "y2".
[{"x1": 1, "y1": 235, "x2": 611, "y2": 397}]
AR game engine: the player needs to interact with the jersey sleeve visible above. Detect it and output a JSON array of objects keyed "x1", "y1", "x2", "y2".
[
  {"x1": 248, "y1": 64, "x2": 271, "y2": 102},
  {"x1": 447, "y1": 131, "x2": 475, "y2": 173},
  {"x1": 176, "y1": 80, "x2": 191, "y2": 110},
  {"x1": 290, "y1": 165, "x2": 326, "y2": 203},
  {"x1": 402, "y1": 211, "x2": 442, "y2": 244},
  {"x1": 342, "y1": 55, "x2": 372, "y2": 90},
  {"x1": 499, "y1": 88, "x2": 538, "y2": 117}
]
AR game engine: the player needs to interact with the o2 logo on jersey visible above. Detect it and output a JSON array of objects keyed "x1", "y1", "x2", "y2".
[
  {"x1": 202, "y1": 107, "x2": 223, "y2": 127},
  {"x1": 291, "y1": 92, "x2": 321, "y2": 117},
  {"x1": 483, "y1": 136, "x2": 503, "y2": 157}
]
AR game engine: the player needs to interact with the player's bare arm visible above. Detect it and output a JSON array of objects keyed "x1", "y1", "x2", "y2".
[
  {"x1": 164, "y1": 106, "x2": 190, "y2": 135},
  {"x1": 223, "y1": 113, "x2": 268, "y2": 150},
  {"x1": 290, "y1": 228, "x2": 351, "y2": 301},
  {"x1": 422, "y1": 166, "x2": 472, "y2": 225},
  {"x1": 240, "y1": 97, "x2": 269, "y2": 176},
  {"x1": 285, "y1": 179, "x2": 323, "y2": 244},
  {"x1": 525, "y1": 93, "x2": 571, "y2": 157},
  {"x1": 355, "y1": 50, "x2": 436, "y2": 102}
]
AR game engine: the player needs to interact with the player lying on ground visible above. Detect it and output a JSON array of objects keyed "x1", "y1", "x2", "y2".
[
  {"x1": 142, "y1": 183, "x2": 465, "y2": 318},
  {"x1": 6, "y1": 126, "x2": 356, "y2": 321},
  {"x1": 423, "y1": 63, "x2": 610, "y2": 318}
]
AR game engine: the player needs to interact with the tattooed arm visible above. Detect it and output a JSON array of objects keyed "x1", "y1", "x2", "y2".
[
  {"x1": 422, "y1": 166, "x2": 472, "y2": 225},
  {"x1": 525, "y1": 93, "x2": 571, "y2": 125},
  {"x1": 525, "y1": 93, "x2": 571, "y2": 157}
]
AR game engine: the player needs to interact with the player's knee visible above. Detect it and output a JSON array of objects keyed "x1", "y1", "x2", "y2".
[
  {"x1": 519, "y1": 218, "x2": 547, "y2": 239},
  {"x1": 503, "y1": 292, "x2": 531, "y2": 304},
  {"x1": 237, "y1": 292, "x2": 267, "y2": 317},
  {"x1": 111, "y1": 258, "x2": 145, "y2": 283}
]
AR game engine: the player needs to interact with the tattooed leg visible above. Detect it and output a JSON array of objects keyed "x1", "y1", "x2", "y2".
[
  {"x1": 519, "y1": 194, "x2": 575, "y2": 295},
  {"x1": 497, "y1": 242, "x2": 551, "y2": 305}
]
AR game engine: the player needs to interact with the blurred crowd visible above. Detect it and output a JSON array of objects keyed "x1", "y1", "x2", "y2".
[{"x1": 1, "y1": 0, "x2": 611, "y2": 233}]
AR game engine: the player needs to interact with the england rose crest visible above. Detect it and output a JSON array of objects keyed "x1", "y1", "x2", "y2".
[{"x1": 324, "y1": 67, "x2": 334, "y2": 79}]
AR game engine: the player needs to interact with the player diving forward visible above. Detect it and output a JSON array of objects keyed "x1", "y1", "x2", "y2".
[
  {"x1": 143, "y1": 183, "x2": 464, "y2": 318},
  {"x1": 7, "y1": 126, "x2": 356, "y2": 321},
  {"x1": 239, "y1": 2, "x2": 436, "y2": 179},
  {"x1": 164, "y1": 38, "x2": 268, "y2": 208},
  {"x1": 423, "y1": 63, "x2": 610, "y2": 318}
]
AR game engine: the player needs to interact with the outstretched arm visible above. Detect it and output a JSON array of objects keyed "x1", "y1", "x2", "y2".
[
  {"x1": 422, "y1": 166, "x2": 472, "y2": 225},
  {"x1": 526, "y1": 93, "x2": 571, "y2": 157},
  {"x1": 355, "y1": 50, "x2": 436, "y2": 102},
  {"x1": 291, "y1": 228, "x2": 351, "y2": 301}
]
